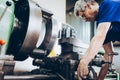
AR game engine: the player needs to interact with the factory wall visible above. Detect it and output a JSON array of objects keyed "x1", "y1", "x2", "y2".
[
  {"x1": 66, "y1": 12, "x2": 91, "y2": 44},
  {"x1": 37, "y1": 0, "x2": 66, "y2": 23}
]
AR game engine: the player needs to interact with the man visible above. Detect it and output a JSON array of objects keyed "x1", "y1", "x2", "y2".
[{"x1": 74, "y1": 0, "x2": 120, "y2": 80}]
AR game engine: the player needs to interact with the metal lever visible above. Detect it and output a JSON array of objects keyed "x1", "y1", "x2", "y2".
[
  {"x1": 0, "y1": 1, "x2": 12, "y2": 21},
  {"x1": 0, "y1": 39, "x2": 6, "y2": 54}
]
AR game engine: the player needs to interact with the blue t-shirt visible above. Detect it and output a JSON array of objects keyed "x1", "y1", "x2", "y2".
[
  {"x1": 97, "y1": 0, "x2": 120, "y2": 23},
  {"x1": 97, "y1": 0, "x2": 120, "y2": 44}
]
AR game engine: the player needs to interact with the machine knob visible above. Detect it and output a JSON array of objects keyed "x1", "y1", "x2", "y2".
[
  {"x1": 0, "y1": 40, "x2": 6, "y2": 45},
  {"x1": 6, "y1": 1, "x2": 12, "y2": 6}
]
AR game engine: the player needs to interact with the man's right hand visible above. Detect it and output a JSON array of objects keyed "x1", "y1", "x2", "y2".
[{"x1": 77, "y1": 58, "x2": 89, "y2": 79}]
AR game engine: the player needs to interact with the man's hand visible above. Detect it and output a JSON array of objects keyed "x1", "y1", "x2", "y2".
[{"x1": 77, "y1": 58, "x2": 89, "y2": 79}]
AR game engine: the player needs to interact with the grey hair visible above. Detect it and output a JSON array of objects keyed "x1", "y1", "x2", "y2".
[{"x1": 74, "y1": 0, "x2": 95, "y2": 16}]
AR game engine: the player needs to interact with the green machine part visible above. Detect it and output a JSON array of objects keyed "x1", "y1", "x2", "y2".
[{"x1": 0, "y1": 0, "x2": 15, "y2": 55}]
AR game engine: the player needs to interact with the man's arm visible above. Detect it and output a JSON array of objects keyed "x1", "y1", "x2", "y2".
[{"x1": 77, "y1": 22, "x2": 111, "y2": 78}]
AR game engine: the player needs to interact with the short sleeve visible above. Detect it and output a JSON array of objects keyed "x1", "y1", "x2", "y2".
[{"x1": 97, "y1": 0, "x2": 120, "y2": 24}]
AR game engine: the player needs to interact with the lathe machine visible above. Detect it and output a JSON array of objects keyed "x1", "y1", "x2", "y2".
[
  {"x1": 0, "y1": 0, "x2": 81, "y2": 80},
  {"x1": 0, "y1": 0, "x2": 119, "y2": 80}
]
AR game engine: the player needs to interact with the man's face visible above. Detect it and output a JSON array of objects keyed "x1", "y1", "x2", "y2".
[{"x1": 78, "y1": 4, "x2": 98, "y2": 22}]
